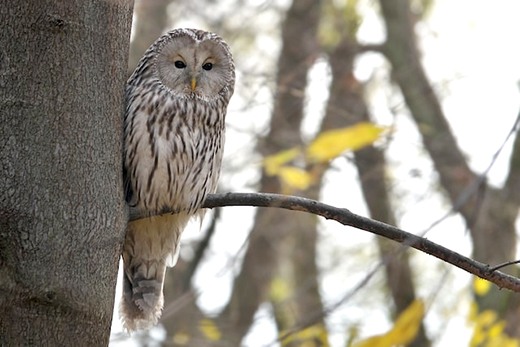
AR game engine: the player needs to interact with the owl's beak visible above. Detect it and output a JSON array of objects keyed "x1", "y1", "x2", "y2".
[{"x1": 191, "y1": 77, "x2": 197, "y2": 91}]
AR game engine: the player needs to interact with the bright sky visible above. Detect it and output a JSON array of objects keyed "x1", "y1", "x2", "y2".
[{"x1": 111, "y1": 1, "x2": 520, "y2": 346}]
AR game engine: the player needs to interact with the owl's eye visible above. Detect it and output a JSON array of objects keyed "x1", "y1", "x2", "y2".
[
  {"x1": 202, "y1": 62, "x2": 213, "y2": 71},
  {"x1": 174, "y1": 61, "x2": 186, "y2": 69}
]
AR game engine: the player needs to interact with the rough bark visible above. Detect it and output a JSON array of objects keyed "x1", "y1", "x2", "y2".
[
  {"x1": 0, "y1": 1, "x2": 132, "y2": 345},
  {"x1": 378, "y1": 0, "x2": 520, "y2": 337}
]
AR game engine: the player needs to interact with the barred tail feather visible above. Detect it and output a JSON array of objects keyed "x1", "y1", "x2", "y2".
[
  {"x1": 120, "y1": 213, "x2": 189, "y2": 332},
  {"x1": 120, "y1": 259, "x2": 166, "y2": 331}
]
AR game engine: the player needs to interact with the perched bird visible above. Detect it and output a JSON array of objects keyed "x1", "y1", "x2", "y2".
[{"x1": 121, "y1": 28, "x2": 235, "y2": 331}]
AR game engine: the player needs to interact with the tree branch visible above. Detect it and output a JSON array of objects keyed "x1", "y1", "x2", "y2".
[
  {"x1": 504, "y1": 110, "x2": 520, "y2": 204},
  {"x1": 128, "y1": 192, "x2": 520, "y2": 293}
]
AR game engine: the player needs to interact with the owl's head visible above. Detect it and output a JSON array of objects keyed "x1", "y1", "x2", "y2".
[{"x1": 152, "y1": 28, "x2": 235, "y2": 101}]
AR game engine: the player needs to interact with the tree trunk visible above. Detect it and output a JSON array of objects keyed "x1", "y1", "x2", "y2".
[
  {"x1": 0, "y1": 1, "x2": 133, "y2": 345},
  {"x1": 325, "y1": 40, "x2": 430, "y2": 347},
  {"x1": 226, "y1": 0, "x2": 325, "y2": 345},
  {"x1": 128, "y1": 0, "x2": 171, "y2": 71}
]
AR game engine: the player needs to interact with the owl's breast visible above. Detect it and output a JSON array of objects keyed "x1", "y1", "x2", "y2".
[{"x1": 125, "y1": 92, "x2": 225, "y2": 214}]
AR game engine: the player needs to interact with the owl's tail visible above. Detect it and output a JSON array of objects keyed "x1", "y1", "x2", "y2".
[
  {"x1": 120, "y1": 256, "x2": 167, "y2": 331},
  {"x1": 119, "y1": 213, "x2": 189, "y2": 332}
]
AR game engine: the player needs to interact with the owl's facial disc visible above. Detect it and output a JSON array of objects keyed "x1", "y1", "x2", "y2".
[{"x1": 156, "y1": 38, "x2": 230, "y2": 99}]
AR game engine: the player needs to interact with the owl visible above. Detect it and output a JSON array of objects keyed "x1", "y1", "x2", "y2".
[{"x1": 120, "y1": 28, "x2": 235, "y2": 331}]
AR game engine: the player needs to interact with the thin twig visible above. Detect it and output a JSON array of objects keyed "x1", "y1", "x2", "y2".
[{"x1": 489, "y1": 260, "x2": 520, "y2": 272}]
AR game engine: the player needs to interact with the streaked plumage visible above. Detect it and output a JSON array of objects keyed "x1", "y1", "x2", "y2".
[{"x1": 120, "y1": 28, "x2": 234, "y2": 331}]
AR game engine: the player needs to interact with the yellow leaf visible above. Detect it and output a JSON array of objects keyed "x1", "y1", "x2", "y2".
[
  {"x1": 280, "y1": 324, "x2": 329, "y2": 346},
  {"x1": 270, "y1": 277, "x2": 292, "y2": 302},
  {"x1": 488, "y1": 320, "x2": 506, "y2": 339},
  {"x1": 470, "y1": 310, "x2": 497, "y2": 347},
  {"x1": 483, "y1": 325, "x2": 520, "y2": 347},
  {"x1": 476, "y1": 310, "x2": 498, "y2": 329},
  {"x1": 468, "y1": 305, "x2": 520, "y2": 347},
  {"x1": 278, "y1": 166, "x2": 313, "y2": 190},
  {"x1": 172, "y1": 331, "x2": 190, "y2": 345},
  {"x1": 352, "y1": 300, "x2": 424, "y2": 347},
  {"x1": 198, "y1": 319, "x2": 221, "y2": 341},
  {"x1": 489, "y1": 337, "x2": 518, "y2": 347},
  {"x1": 500, "y1": 337, "x2": 520, "y2": 347},
  {"x1": 263, "y1": 147, "x2": 302, "y2": 176},
  {"x1": 386, "y1": 299, "x2": 425, "y2": 345},
  {"x1": 474, "y1": 277, "x2": 492, "y2": 296},
  {"x1": 470, "y1": 327, "x2": 486, "y2": 347},
  {"x1": 307, "y1": 122, "x2": 385, "y2": 163},
  {"x1": 468, "y1": 301, "x2": 479, "y2": 323},
  {"x1": 351, "y1": 335, "x2": 388, "y2": 347}
]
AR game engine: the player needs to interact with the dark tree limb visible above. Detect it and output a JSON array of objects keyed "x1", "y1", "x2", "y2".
[{"x1": 130, "y1": 192, "x2": 520, "y2": 292}]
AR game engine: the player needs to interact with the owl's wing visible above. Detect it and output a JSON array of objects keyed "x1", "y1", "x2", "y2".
[{"x1": 123, "y1": 162, "x2": 137, "y2": 206}]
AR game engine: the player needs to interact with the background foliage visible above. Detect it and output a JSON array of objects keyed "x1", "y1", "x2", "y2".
[{"x1": 111, "y1": 0, "x2": 520, "y2": 346}]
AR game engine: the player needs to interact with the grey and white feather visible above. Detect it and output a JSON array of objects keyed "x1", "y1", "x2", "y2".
[{"x1": 121, "y1": 28, "x2": 234, "y2": 331}]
